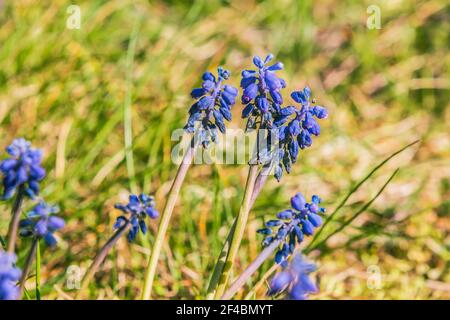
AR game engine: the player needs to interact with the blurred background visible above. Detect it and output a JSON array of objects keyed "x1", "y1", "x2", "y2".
[{"x1": 0, "y1": 0, "x2": 448, "y2": 299}]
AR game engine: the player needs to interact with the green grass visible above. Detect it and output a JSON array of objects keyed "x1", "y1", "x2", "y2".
[{"x1": 0, "y1": 0, "x2": 449, "y2": 299}]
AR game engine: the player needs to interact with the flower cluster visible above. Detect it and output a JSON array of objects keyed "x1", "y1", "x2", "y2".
[
  {"x1": 0, "y1": 252, "x2": 22, "y2": 300},
  {"x1": 268, "y1": 254, "x2": 317, "y2": 300},
  {"x1": 0, "y1": 138, "x2": 46, "y2": 199},
  {"x1": 240, "y1": 54, "x2": 286, "y2": 130},
  {"x1": 257, "y1": 193, "x2": 325, "y2": 265},
  {"x1": 274, "y1": 87, "x2": 328, "y2": 180},
  {"x1": 184, "y1": 67, "x2": 238, "y2": 148},
  {"x1": 19, "y1": 202, "x2": 65, "y2": 247},
  {"x1": 114, "y1": 194, "x2": 159, "y2": 242}
]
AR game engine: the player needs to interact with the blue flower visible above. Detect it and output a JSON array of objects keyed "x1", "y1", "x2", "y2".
[
  {"x1": 0, "y1": 138, "x2": 46, "y2": 199},
  {"x1": 19, "y1": 201, "x2": 64, "y2": 247},
  {"x1": 273, "y1": 87, "x2": 328, "y2": 180},
  {"x1": 184, "y1": 67, "x2": 238, "y2": 148},
  {"x1": 257, "y1": 193, "x2": 325, "y2": 264},
  {"x1": 240, "y1": 54, "x2": 286, "y2": 130},
  {"x1": 114, "y1": 194, "x2": 159, "y2": 242},
  {"x1": 0, "y1": 252, "x2": 22, "y2": 300},
  {"x1": 268, "y1": 254, "x2": 317, "y2": 300}
]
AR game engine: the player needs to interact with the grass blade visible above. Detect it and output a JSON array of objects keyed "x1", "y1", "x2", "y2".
[
  {"x1": 306, "y1": 168, "x2": 400, "y2": 253},
  {"x1": 307, "y1": 140, "x2": 419, "y2": 249}
]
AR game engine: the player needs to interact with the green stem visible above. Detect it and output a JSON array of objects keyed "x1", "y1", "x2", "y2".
[
  {"x1": 35, "y1": 239, "x2": 41, "y2": 300},
  {"x1": 141, "y1": 139, "x2": 197, "y2": 300},
  {"x1": 19, "y1": 238, "x2": 38, "y2": 298},
  {"x1": 206, "y1": 220, "x2": 236, "y2": 299},
  {"x1": 213, "y1": 164, "x2": 259, "y2": 299},
  {"x1": 206, "y1": 164, "x2": 269, "y2": 299},
  {"x1": 75, "y1": 221, "x2": 131, "y2": 299},
  {"x1": 6, "y1": 186, "x2": 25, "y2": 253}
]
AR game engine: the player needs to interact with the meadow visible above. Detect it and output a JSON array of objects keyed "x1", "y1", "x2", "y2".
[{"x1": 0, "y1": 0, "x2": 449, "y2": 299}]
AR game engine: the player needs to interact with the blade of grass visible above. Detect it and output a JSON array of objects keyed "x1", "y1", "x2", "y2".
[
  {"x1": 307, "y1": 140, "x2": 419, "y2": 249},
  {"x1": 306, "y1": 168, "x2": 400, "y2": 253},
  {"x1": 23, "y1": 287, "x2": 31, "y2": 300}
]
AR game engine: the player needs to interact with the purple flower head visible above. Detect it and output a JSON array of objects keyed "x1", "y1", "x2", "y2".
[
  {"x1": 0, "y1": 252, "x2": 22, "y2": 300},
  {"x1": 113, "y1": 193, "x2": 159, "y2": 242},
  {"x1": 0, "y1": 138, "x2": 46, "y2": 200},
  {"x1": 184, "y1": 67, "x2": 238, "y2": 148},
  {"x1": 273, "y1": 87, "x2": 328, "y2": 181},
  {"x1": 257, "y1": 193, "x2": 325, "y2": 264},
  {"x1": 19, "y1": 201, "x2": 64, "y2": 247},
  {"x1": 240, "y1": 54, "x2": 286, "y2": 130},
  {"x1": 268, "y1": 254, "x2": 317, "y2": 300}
]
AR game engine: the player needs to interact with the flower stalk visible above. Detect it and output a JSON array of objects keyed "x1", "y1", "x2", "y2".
[
  {"x1": 18, "y1": 238, "x2": 38, "y2": 297},
  {"x1": 221, "y1": 239, "x2": 280, "y2": 299},
  {"x1": 141, "y1": 138, "x2": 197, "y2": 300},
  {"x1": 206, "y1": 162, "x2": 272, "y2": 299},
  {"x1": 212, "y1": 164, "x2": 259, "y2": 299},
  {"x1": 76, "y1": 221, "x2": 131, "y2": 299},
  {"x1": 6, "y1": 186, "x2": 24, "y2": 253}
]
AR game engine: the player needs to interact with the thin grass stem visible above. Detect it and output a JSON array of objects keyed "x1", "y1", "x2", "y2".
[
  {"x1": 306, "y1": 168, "x2": 400, "y2": 253},
  {"x1": 307, "y1": 140, "x2": 419, "y2": 249}
]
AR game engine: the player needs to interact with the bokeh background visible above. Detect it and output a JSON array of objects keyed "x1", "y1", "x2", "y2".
[{"x1": 0, "y1": 0, "x2": 449, "y2": 299}]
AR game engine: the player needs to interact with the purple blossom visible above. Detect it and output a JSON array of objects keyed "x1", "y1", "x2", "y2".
[
  {"x1": 268, "y1": 254, "x2": 318, "y2": 300},
  {"x1": 19, "y1": 201, "x2": 64, "y2": 247},
  {"x1": 114, "y1": 194, "x2": 159, "y2": 242},
  {"x1": 0, "y1": 138, "x2": 46, "y2": 199},
  {"x1": 240, "y1": 54, "x2": 286, "y2": 130},
  {"x1": 257, "y1": 193, "x2": 325, "y2": 264},
  {"x1": 184, "y1": 67, "x2": 238, "y2": 148},
  {"x1": 274, "y1": 87, "x2": 328, "y2": 181},
  {"x1": 0, "y1": 252, "x2": 22, "y2": 300}
]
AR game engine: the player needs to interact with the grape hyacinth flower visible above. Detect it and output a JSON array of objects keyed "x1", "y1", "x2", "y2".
[
  {"x1": 257, "y1": 193, "x2": 325, "y2": 265},
  {"x1": 268, "y1": 254, "x2": 318, "y2": 300},
  {"x1": 76, "y1": 193, "x2": 158, "y2": 299},
  {"x1": 19, "y1": 201, "x2": 65, "y2": 247},
  {"x1": 240, "y1": 54, "x2": 287, "y2": 130},
  {"x1": 274, "y1": 87, "x2": 328, "y2": 181},
  {"x1": 184, "y1": 67, "x2": 238, "y2": 148},
  {"x1": 114, "y1": 194, "x2": 159, "y2": 242},
  {"x1": 142, "y1": 68, "x2": 237, "y2": 300},
  {"x1": 221, "y1": 192, "x2": 325, "y2": 300},
  {"x1": 0, "y1": 252, "x2": 21, "y2": 300},
  {"x1": 208, "y1": 55, "x2": 290, "y2": 298},
  {"x1": 0, "y1": 138, "x2": 46, "y2": 200}
]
